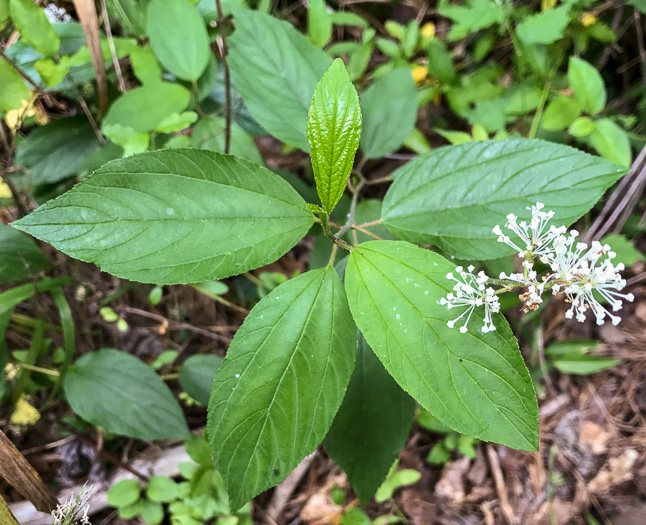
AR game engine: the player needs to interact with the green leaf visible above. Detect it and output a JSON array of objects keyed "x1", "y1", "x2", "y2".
[
  {"x1": 427, "y1": 443, "x2": 451, "y2": 464},
  {"x1": 307, "y1": 59, "x2": 362, "y2": 213},
  {"x1": 427, "y1": 41, "x2": 456, "y2": 85},
  {"x1": 589, "y1": 118, "x2": 632, "y2": 167},
  {"x1": 64, "y1": 349, "x2": 190, "y2": 439},
  {"x1": 146, "y1": 0, "x2": 209, "y2": 81},
  {"x1": 568, "y1": 57, "x2": 606, "y2": 115},
  {"x1": 14, "y1": 117, "x2": 102, "y2": 185},
  {"x1": 340, "y1": 508, "x2": 372, "y2": 525},
  {"x1": 184, "y1": 433, "x2": 212, "y2": 467},
  {"x1": 178, "y1": 354, "x2": 223, "y2": 405},
  {"x1": 360, "y1": 68, "x2": 417, "y2": 159},
  {"x1": 0, "y1": 0, "x2": 9, "y2": 28},
  {"x1": 552, "y1": 355, "x2": 620, "y2": 375},
  {"x1": 140, "y1": 500, "x2": 163, "y2": 525},
  {"x1": 10, "y1": 0, "x2": 59, "y2": 57},
  {"x1": 207, "y1": 266, "x2": 356, "y2": 509},
  {"x1": 568, "y1": 116, "x2": 595, "y2": 137},
  {"x1": 439, "y1": 0, "x2": 504, "y2": 41},
  {"x1": 331, "y1": 12, "x2": 368, "y2": 28},
  {"x1": 108, "y1": 479, "x2": 141, "y2": 508},
  {"x1": 542, "y1": 95, "x2": 581, "y2": 131},
  {"x1": 147, "y1": 476, "x2": 179, "y2": 503},
  {"x1": 0, "y1": 58, "x2": 30, "y2": 111},
  {"x1": 308, "y1": 0, "x2": 332, "y2": 47},
  {"x1": 324, "y1": 332, "x2": 415, "y2": 505},
  {"x1": 155, "y1": 111, "x2": 198, "y2": 134},
  {"x1": 516, "y1": 6, "x2": 570, "y2": 45},
  {"x1": 102, "y1": 124, "x2": 149, "y2": 156},
  {"x1": 0, "y1": 224, "x2": 50, "y2": 283},
  {"x1": 600, "y1": 234, "x2": 645, "y2": 267},
  {"x1": 345, "y1": 241, "x2": 539, "y2": 450},
  {"x1": 108, "y1": 0, "x2": 147, "y2": 37},
  {"x1": 131, "y1": 45, "x2": 162, "y2": 85},
  {"x1": 375, "y1": 468, "x2": 421, "y2": 503},
  {"x1": 227, "y1": 8, "x2": 332, "y2": 151},
  {"x1": 381, "y1": 139, "x2": 626, "y2": 260},
  {"x1": 12, "y1": 149, "x2": 314, "y2": 285},
  {"x1": 103, "y1": 82, "x2": 191, "y2": 133},
  {"x1": 191, "y1": 116, "x2": 264, "y2": 165}
]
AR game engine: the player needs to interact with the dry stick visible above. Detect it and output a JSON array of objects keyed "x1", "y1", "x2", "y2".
[
  {"x1": 635, "y1": 8, "x2": 646, "y2": 84},
  {"x1": 584, "y1": 145, "x2": 646, "y2": 242},
  {"x1": 100, "y1": 0, "x2": 126, "y2": 93},
  {"x1": 486, "y1": 444, "x2": 515, "y2": 524},
  {"x1": 215, "y1": 0, "x2": 232, "y2": 154}
]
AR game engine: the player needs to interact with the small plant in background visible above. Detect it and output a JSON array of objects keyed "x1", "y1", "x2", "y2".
[
  {"x1": 51, "y1": 484, "x2": 92, "y2": 525},
  {"x1": 418, "y1": 410, "x2": 479, "y2": 465}
]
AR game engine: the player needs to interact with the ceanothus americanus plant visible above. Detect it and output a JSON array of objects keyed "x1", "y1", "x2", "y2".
[{"x1": 12, "y1": 58, "x2": 627, "y2": 508}]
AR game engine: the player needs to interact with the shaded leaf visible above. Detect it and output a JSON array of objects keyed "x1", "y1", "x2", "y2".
[
  {"x1": 0, "y1": 58, "x2": 30, "y2": 111},
  {"x1": 178, "y1": 354, "x2": 223, "y2": 405},
  {"x1": 10, "y1": 0, "x2": 59, "y2": 56},
  {"x1": 0, "y1": 224, "x2": 50, "y2": 283},
  {"x1": 324, "y1": 332, "x2": 415, "y2": 504},
  {"x1": 64, "y1": 349, "x2": 190, "y2": 439}
]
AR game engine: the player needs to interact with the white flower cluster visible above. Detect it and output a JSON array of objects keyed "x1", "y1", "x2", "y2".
[
  {"x1": 442, "y1": 203, "x2": 635, "y2": 333},
  {"x1": 51, "y1": 485, "x2": 92, "y2": 525},
  {"x1": 440, "y1": 265, "x2": 500, "y2": 333}
]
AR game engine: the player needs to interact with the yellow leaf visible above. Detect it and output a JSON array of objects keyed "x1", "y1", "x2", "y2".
[
  {"x1": 412, "y1": 66, "x2": 429, "y2": 84},
  {"x1": 581, "y1": 12, "x2": 597, "y2": 27},
  {"x1": 421, "y1": 22, "x2": 435, "y2": 39},
  {"x1": 541, "y1": 0, "x2": 557, "y2": 10},
  {"x1": 0, "y1": 181, "x2": 12, "y2": 199},
  {"x1": 10, "y1": 395, "x2": 41, "y2": 427}
]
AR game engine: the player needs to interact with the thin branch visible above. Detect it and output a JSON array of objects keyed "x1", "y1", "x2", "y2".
[
  {"x1": 335, "y1": 178, "x2": 365, "y2": 239},
  {"x1": 215, "y1": 0, "x2": 232, "y2": 154},
  {"x1": 0, "y1": 50, "x2": 40, "y2": 90},
  {"x1": 101, "y1": 0, "x2": 126, "y2": 93}
]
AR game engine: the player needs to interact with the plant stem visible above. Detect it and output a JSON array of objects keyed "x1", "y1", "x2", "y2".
[
  {"x1": 335, "y1": 177, "x2": 365, "y2": 239},
  {"x1": 11, "y1": 362, "x2": 60, "y2": 377},
  {"x1": 327, "y1": 244, "x2": 339, "y2": 266},
  {"x1": 215, "y1": 0, "x2": 232, "y2": 154}
]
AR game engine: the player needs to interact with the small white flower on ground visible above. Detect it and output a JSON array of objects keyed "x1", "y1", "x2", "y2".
[{"x1": 440, "y1": 266, "x2": 500, "y2": 333}]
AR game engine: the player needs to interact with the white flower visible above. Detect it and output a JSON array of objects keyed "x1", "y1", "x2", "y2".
[
  {"x1": 52, "y1": 484, "x2": 93, "y2": 525},
  {"x1": 440, "y1": 266, "x2": 500, "y2": 333},
  {"x1": 493, "y1": 202, "x2": 565, "y2": 258}
]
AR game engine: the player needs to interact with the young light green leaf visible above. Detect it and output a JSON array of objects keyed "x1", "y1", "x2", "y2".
[
  {"x1": 64, "y1": 349, "x2": 190, "y2": 440},
  {"x1": 307, "y1": 58, "x2": 362, "y2": 213},
  {"x1": 14, "y1": 117, "x2": 102, "y2": 185},
  {"x1": 345, "y1": 241, "x2": 539, "y2": 450},
  {"x1": 228, "y1": 8, "x2": 331, "y2": 151},
  {"x1": 516, "y1": 6, "x2": 570, "y2": 45},
  {"x1": 568, "y1": 116, "x2": 595, "y2": 137},
  {"x1": 589, "y1": 118, "x2": 632, "y2": 167},
  {"x1": 107, "y1": 479, "x2": 141, "y2": 508},
  {"x1": 542, "y1": 95, "x2": 581, "y2": 131},
  {"x1": 146, "y1": 0, "x2": 209, "y2": 81},
  {"x1": 12, "y1": 149, "x2": 314, "y2": 285},
  {"x1": 0, "y1": 224, "x2": 50, "y2": 284},
  {"x1": 382, "y1": 139, "x2": 626, "y2": 260},
  {"x1": 360, "y1": 68, "x2": 417, "y2": 159},
  {"x1": 10, "y1": 0, "x2": 60, "y2": 57},
  {"x1": 146, "y1": 476, "x2": 179, "y2": 503},
  {"x1": 130, "y1": 45, "x2": 162, "y2": 85},
  {"x1": 0, "y1": 0, "x2": 8, "y2": 28},
  {"x1": 178, "y1": 354, "x2": 223, "y2": 405},
  {"x1": 324, "y1": 332, "x2": 415, "y2": 505},
  {"x1": 102, "y1": 82, "x2": 191, "y2": 133},
  {"x1": 0, "y1": 58, "x2": 30, "y2": 111},
  {"x1": 207, "y1": 267, "x2": 356, "y2": 510},
  {"x1": 568, "y1": 57, "x2": 606, "y2": 115}
]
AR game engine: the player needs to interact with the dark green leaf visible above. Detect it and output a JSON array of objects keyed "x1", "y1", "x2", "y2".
[
  {"x1": 64, "y1": 349, "x2": 190, "y2": 439},
  {"x1": 382, "y1": 139, "x2": 626, "y2": 260},
  {"x1": 307, "y1": 59, "x2": 362, "y2": 212},
  {"x1": 207, "y1": 267, "x2": 356, "y2": 509},
  {"x1": 178, "y1": 354, "x2": 223, "y2": 405},
  {"x1": 191, "y1": 116, "x2": 264, "y2": 165},
  {"x1": 14, "y1": 117, "x2": 102, "y2": 185},
  {"x1": 345, "y1": 241, "x2": 539, "y2": 450},
  {"x1": 360, "y1": 68, "x2": 417, "y2": 159},
  {"x1": 10, "y1": 0, "x2": 59, "y2": 56},
  {"x1": 13, "y1": 149, "x2": 314, "y2": 284},
  {"x1": 227, "y1": 8, "x2": 332, "y2": 151},
  {"x1": 146, "y1": 0, "x2": 209, "y2": 81},
  {"x1": 108, "y1": 0, "x2": 147, "y2": 37},
  {"x1": 324, "y1": 332, "x2": 415, "y2": 504},
  {"x1": 0, "y1": 224, "x2": 50, "y2": 283},
  {"x1": 568, "y1": 57, "x2": 606, "y2": 115}
]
